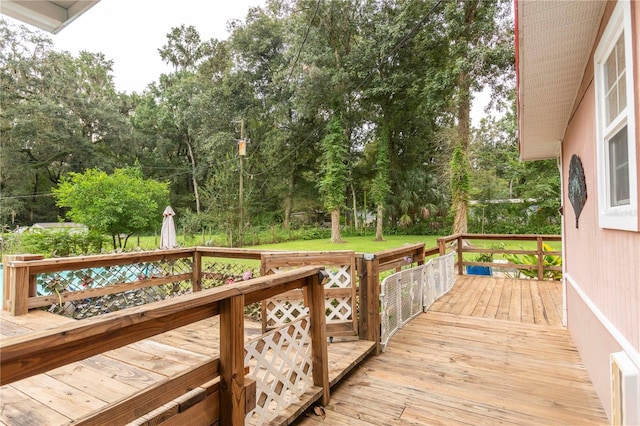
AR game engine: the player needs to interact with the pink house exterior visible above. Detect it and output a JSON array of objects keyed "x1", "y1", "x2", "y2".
[{"x1": 516, "y1": 1, "x2": 639, "y2": 423}]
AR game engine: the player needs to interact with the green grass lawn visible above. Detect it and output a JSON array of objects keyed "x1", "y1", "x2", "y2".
[
  {"x1": 252, "y1": 235, "x2": 438, "y2": 253},
  {"x1": 134, "y1": 233, "x2": 560, "y2": 256}
]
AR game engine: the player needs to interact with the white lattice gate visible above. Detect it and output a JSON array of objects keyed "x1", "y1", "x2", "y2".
[
  {"x1": 260, "y1": 251, "x2": 358, "y2": 337},
  {"x1": 380, "y1": 251, "x2": 456, "y2": 351},
  {"x1": 245, "y1": 316, "x2": 313, "y2": 425}
]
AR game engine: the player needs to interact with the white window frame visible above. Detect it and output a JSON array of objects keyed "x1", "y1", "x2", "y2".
[{"x1": 594, "y1": 0, "x2": 638, "y2": 231}]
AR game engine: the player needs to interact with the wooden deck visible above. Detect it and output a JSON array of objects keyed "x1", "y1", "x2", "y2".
[
  {"x1": 430, "y1": 275, "x2": 564, "y2": 326},
  {"x1": 0, "y1": 310, "x2": 374, "y2": 425},
  {"x1": 294, "y1": 276, "x2": 608, "y2": 425},
  {"x1": 1, "y1": 276, "x2": 608, "y2": 426}
]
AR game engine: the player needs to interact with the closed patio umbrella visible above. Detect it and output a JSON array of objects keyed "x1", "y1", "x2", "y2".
[{"x1": 160, "y1": 206, "x2": 177, "y2": 249}]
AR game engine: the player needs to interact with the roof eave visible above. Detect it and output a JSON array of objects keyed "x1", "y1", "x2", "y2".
[
  {"x1": 515, "y1": 0, "x2": 606, "y2": 161},
  {"x1": 1, "y1": 0, "x2": 100, "y2": 34}
]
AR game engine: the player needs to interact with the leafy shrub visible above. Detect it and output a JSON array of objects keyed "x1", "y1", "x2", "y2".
[
  {"x1": 504, "y1": 243, "x2": 562, "y2": 280},
  {"x1": 14, "y1": 230, "x2": 108, "y2": 257}
]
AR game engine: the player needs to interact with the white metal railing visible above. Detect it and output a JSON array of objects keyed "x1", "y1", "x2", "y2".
[{"x1": 380, "y1": 252, "x2": 456, "y2": 352}]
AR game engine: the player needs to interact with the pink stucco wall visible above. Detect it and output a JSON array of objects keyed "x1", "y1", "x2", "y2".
[{"x1": 560, "y1": 1, "x2": 640, "y2": 418}]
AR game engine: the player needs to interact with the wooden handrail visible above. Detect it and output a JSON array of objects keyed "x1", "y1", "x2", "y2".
[
  {"x1": 436, "y1": 233, "x2": 562, "y2": 279},
  {"x1": 5, "y1": 249, "x2": 192, "y2": 273},
  {"x1": 0, "y1": 266, "x2": 323, "y2": 384}
]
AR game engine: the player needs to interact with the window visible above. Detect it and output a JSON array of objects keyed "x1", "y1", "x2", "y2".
[{"x1": 594, "y1": 1, "x2": 638, "y2": 231}]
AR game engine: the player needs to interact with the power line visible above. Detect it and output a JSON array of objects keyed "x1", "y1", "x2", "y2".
[
  {"x1": 250, "y1": 0, "x2": 447, "y2": 178},
  {"x1": 1, "y1": 193, "x2": 54, "y2": 200},
  {"x1": 286, "y1": 0, "x2": 321, "y2": 83}
]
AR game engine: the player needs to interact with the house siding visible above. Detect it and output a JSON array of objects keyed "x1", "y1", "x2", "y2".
[{"x1": 561, "y1": 0, "x2": 640, "y2": 418}]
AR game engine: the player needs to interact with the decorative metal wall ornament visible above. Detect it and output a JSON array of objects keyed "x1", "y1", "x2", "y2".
[{"x1": 568, "y1": 154, "x2": 587, "y2": 228}]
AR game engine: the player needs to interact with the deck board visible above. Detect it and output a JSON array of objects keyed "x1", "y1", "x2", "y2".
[
  {"x1": 2, "y1": 276, "x2": 607, "y2": 425},
  {"x1": 0, "y1": 309, "x2": 373, "y2": 425},
  {"x1": 431, "y1": 276, "x2": 563, "y2": 326},
  {"x1": 294, "y1": 276, "x2": 607, "y2": 426}
]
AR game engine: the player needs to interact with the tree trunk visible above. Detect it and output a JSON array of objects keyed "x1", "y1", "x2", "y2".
[
  {"x1": 452, "y1": 199, "x2": 468, "y2": 234},
  {"x1": 283, "y1": 167, "x2": 295, "y2": 229},
  {"x1": 185, "y1": 135, "x2": 201, "y2": 214},
  {"x1": 452, "y1": 70, "x2": 471, "y2": 235},
  {"x1": 330, "y1": 208, "x2": 343, "y2": 243},
  {"x1": 457, "y1": 70, "x2": 471, "y2": 151},
  {"x1": 375, "y1": 203, "x2": 384, "y2": 241},
  {"x1": 451, "y1": 0, "x2": 480, "y2": 235},
  {"x1": 351, "y1": 183, "x2": 359, "y2": 232}
]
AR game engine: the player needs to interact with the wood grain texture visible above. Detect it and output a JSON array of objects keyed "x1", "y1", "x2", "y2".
[
  {"x1": 431, "y1": 276, "x2": 563, "y2": 326},
  {"x1": 294, "y1": 310, "x2": 607, "y2": 426}
]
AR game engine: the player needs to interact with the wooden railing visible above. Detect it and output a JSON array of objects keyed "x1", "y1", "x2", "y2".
[
  {"x1": 0, "y1": 236, "x2": 562, "y2": 424},
  {"x1": 2, "y1": 248, "x2": 265, "y2": 316},
  {"x1": 437, "y1": 233, "x2": 562, "y2": 280},
  {"x1": 0, "y1": 266, "x2": 329, "y2": 425}
]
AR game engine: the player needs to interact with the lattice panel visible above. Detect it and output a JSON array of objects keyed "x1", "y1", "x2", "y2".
[
  {"x1": 324, "y1": 265, "x2": 351, "y2": 288},
  {"x1": 201, "y1": 261, "x2": 260, "y2": 289},
  {"x1": 245, "y1": 316, "x2": 313, "y2": 426},
  {"x1": 436, "y1": 252, "x2": 456, "y2": 298},
  {"x1": 399, "y1": 268, "x2": 422, "y2": 324},
  {"x1": 423, "y1": 262, "x2": 436, "y2": 311},
  {"x1": 324, "y1": 296, "x2": 353, "y2": 322},
  {"x1": 445, "y1": 252, "x2": 456, "y2": 289},
  {"x1": 380, "y1": 275, "x2": 399, "y2": 348},
  {"x1": 262, "y1": 262, "x2": 356, "y2": 336},
  {"x1": 264, "y1": 298, "x2": 308, "y2": 329},
  {"x1": 36, "y1": 259, "x2": 193, "y2": 319}
]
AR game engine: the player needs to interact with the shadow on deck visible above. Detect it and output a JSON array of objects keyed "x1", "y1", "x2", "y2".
[{"x1": 293, "y1": 276, "x2": 608, "y2": 425}]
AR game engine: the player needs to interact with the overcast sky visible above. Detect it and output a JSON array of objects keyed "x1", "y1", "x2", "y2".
[{"x1": 48, "y1": 0, "x2": 266, "y2": 93}]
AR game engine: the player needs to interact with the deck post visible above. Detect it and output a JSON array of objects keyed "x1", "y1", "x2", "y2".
[
  {"x1": 4, "y1": 255, "x2": 43, "y2": 315},
  {"x1": 457, "y1": 235, "x2": 464, "y2": 276},
  {"x1": 536, "y1": 236, "x2": 544, "y2": 281},
  {"x1": 357, "y1": 254, "x2": 381, "y2": 355},
  {"x1": 2, "y1": 256, "x2": 12, "y2": 311},
  {"x1": 437, "y1": 237, "x2": 447, "y2": 256},
  {"x1": 219, "y1": 293, "x2": 246, "y2": 426},
  {"x1": 192, "y1": 250, "x2": 202, "y2": 292},
  {"x1": 306, "y1": 270, "x2": 330, "y2": 405}
]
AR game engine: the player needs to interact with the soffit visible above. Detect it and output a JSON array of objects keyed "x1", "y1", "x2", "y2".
[
  {"x1": 0, "y1": 0, "x2": 100, "y2": 34},
  {"x1": 516, "y1": 1, "x2": 606, "y2": 160}
]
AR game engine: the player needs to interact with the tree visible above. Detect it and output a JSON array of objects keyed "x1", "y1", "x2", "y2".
[
  {"x1": 370, "y1": 129, "x2": 390, "y2": 241},
  {"x1": 469, "y1": 100, "x2": 560, "y2": 234},
  {"x1": 442, "y1": 0, "x2": 514, "y2": 234},
  {"x1": 292, "y1": 0, "x2": 362, "y2": 243},
  {"x1": 1, "y1": 19, "x2": 133, "y2": 225},
  {"x1": 318, "y1": 118, "x2": 348, "y2": 243},
  {"x1": 53, "y1": 167, "x2": 169, "y2": 249},
  {"x1": 352, "y1": 0, "x2": 452, "y2": 238}
]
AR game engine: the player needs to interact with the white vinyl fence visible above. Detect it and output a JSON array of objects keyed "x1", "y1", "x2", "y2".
[{"x1": 380, "y1": 252, "x2": 456, "y2": 352}]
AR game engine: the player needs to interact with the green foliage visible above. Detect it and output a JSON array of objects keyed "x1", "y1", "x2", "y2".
[
  {"x1": 318, "y1": 118, "x2": 348, "y2": 211},
  {"x1": 2, "y1": 4, "x2": 557, "y2": 239},
  {"x1": 474, "y1": 251, "x2": 494, "y2": 263},
  {"x1": 178, "y1": 209, "x2": 205, "y2": 235},
  {"x1": 450, "y1": 142, "x2": 470, "y2": 206},
  {"x1": 12, "y1": 230, "x2": 107, "y2": 257},
  {"x1": 370, "y1": 133, "x2": 391, "y2": 208},
  {"x1": 469, "y1": 104, "x2": 561, "y2": 234},
  {"x1": 53, "y1": 167, "x2": 169, "y2": 248},
  {"x1": 1, "y1": 20, "x2": 135, "y2": 227},
  {"x1": 504, "y1": 243, "x2": 562, "y2": 280}
]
